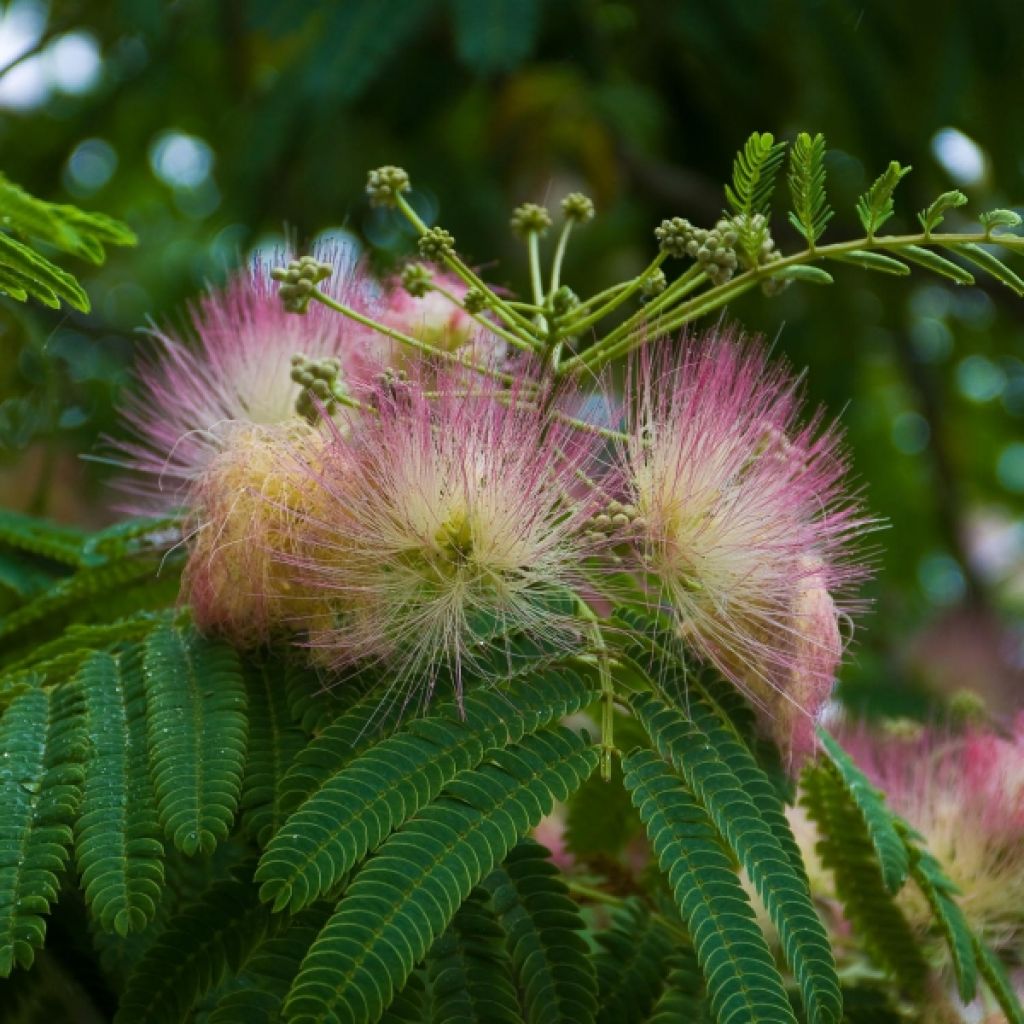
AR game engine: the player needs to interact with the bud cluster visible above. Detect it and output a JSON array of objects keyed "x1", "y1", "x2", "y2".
[
  {"x1": 271, "y1": 256, "x2": 334, "y2": 313},
  {"x1": 510, "y1": 202, "x2": 553, "y2": 238},
  {"x1": 561, "y1": 192, "x2": 595, "y2": 224},
  {"x1": 366, "y1": 165, "x2": 411, "y2": 208},
  {"x1": 400, "y1": 262, "x2": 433, "y2": 298},
  {"x1": 655, "y1": 217, "x2": 739, "y2": 285},
  {"x1": 290, "y1": 353, "x2": 349, "y2": 422},
  {"x1": 417, "y1": 226, "x2": 456, "y2": 262}
]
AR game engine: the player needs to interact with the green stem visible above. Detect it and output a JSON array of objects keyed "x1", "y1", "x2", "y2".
[
  {"x1": 563, "y1": 230, "x2": 1024, "y2": 375},
  {"x1": 528, "y1": 230, "x2": 545, "y2": 307},
  {"x1": 431, "y1": 285, "x2": 540, "y2": 353},
  {"x1": 309, "y1": 288, "x2": 519, "y2": 384},
  {"x1": 560, "y1": 251, "x2": 669, "y2": 338},
  {"x1": 575, "y1": 597, "x2": 617, "y2": 782},
  {"x1": 548, "y1": 220, "x2": 573, "y2": 296},
  {"x1": 394, "y1": 193, "x2": 540, "y2": 340},
  {"x1": 565, "y1": 882, "x2": 691, "y2": 945}
]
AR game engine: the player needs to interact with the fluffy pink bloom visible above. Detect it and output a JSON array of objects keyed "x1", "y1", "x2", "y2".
[
  {"x1": 836, "y1": 719, "x2": 1024, "y2": 945},
  {"x1": 618, "y1": 332, "x2": 868, "y2": 764},
  {"x1": 114, "y1": 243, "x2": 381, "y2": 512},
  {"x1": 280, "y1": 375, "x2": 606, "y2": 704}
]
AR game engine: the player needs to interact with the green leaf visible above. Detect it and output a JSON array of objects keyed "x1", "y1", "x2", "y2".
[
  {"x1": 0, "y1": 685, "x2": 85, "y2": 976},
  {"x1": 115, "y1": 874, "x2": 278, "y2": 1024},
  {"x1": 645, "y1": 951, "x2": 710, "y2": 1023},
  {"x1": 483, "y1": 839, "x2": 598, "y2": 1024},
  {"x1": 283, "y1": 728, "x2": 599, "y2": 1024},
  {"x1": 240, "y1": 658, "x2": 308, "y2": 847},
  {"x1": 973, "y1": 935, "x2": 1024, "y2": 1024},
  {"x1": 904, "y1": 835, "x2": 976, "y2": 1003},
  {"x1": 621, "y1": 749, "x2": 796, "y2": 1024},
  {"x1": 257, "y1": 668, "x2": 598, "y2": 912},
  {"x1": 900, "y1": 245, "x2": 975, "y2": 285},
  {"x1": 943, "y1": 242, "x2": 1024, "y2": 296},
  {"x1": 592, "y1": 899, "x2": 676, "y2": 1024},
  {"x1": 725, "y1": 131, "x2": 787, "y2": 219},
  {"x1": 0, "y1": 171, "x2": 136, "y2": 263},
  {"x1": 918, "y1": 190, "x2": 968, "y2": 234},
  {"x1": 855, "y1": 161, "x2": 911, "y2": 237},
  {"x1": 74, "y1": 649, "x2": 165, "y2": 937},
  {"x1": 427, "y1": 888, "x2": 520, "y2": 1023},
  {"x1": 816, "y1": 731, "x2": 909, "y2": 893},
  {"x1": 827, "y1": 250, "x2": 910, "y2": 275},
  {"x1": 0, "y1": 509, "x2": 86, "y2": 567},
  {"x1": 207, "y1": 905, "x2": 332, "y2": 1024},
  {"x1": 633, "y1": 694, "x2": 841, "y2": 1024},
  {"x1": 979, "y1": 208, "x2": 1022, "y2": 235},
  {"x1": 787, "y1": 132, "x2": 832, "y2": 246},
  {"x1": 0, "y1": 232, "x2": 89, "y2": 311},
  {"x1": 770, "y1": 264, "x2": 834, "y2": 285},
  {"x1": 449, "y1": 0, "x2": 540, "y2": 74},
  {"x1": 799, "y1": 765, "x2": 927, "y2": 990},
  {"x1": 143, "y1": 625, "x2": 248, "y2": 856}
]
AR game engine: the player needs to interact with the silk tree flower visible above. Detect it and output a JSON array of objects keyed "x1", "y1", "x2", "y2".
[
  {"x1": 837, "y1": 719, "x2": 1024, "y2": 948},
  {"x1": 280, "y1": 375, "x2": 606, "y2": 704},
  {"x1": 115, "y1": 243, "x2": 380, "y2": 512},
  {"x1": 113, "y1": 244, "x2": 380, "y2": 642},
  {"x1": 617, "y1": 332, "x2": 867, "y2": 764}
]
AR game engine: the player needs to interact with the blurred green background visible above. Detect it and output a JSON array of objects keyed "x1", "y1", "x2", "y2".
[{"x1": 1, "y1": 0, "x2": 1022, "y2": 716}]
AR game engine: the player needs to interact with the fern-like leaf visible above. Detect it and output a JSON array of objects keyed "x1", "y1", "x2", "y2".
[
  {"x1": 75, "y1": 648, "x2": 165, "y2": 936},
  {"x1": 799, "y1": 765, "x2": 927, "y2": 991},
  {"x1": 899, "y1": 245, "x2": 975, "y2": 285},
  {"x1": 483, "y1": 839, "x2": 598, "y2": 1024},
  {"x1": 816, "y1": 731, "x2": 909, "y2": 893},
  {"x1": 787, "y1": 131, "x2": 832, "y2": 246},
  {"x1": 632, "y1": 693, "x2": 841, "y2": 1024},
  {"x1": 0, "y1": 510, "x2": 86, "y2": 567},
  {"x1": 0, "y1": 684, "x2": 85, "y2": 975},
  {"x1": 903, "y1": 833, "x2": 976, "y2": 1003},
  {"x1": 592, "y1": 899, "x2": 675, "y2": 1024},
  {"x1": 979, "y1": 208, "x2": 1022, "y2": 236},
  {"x1": 283, "y1": 727, "x2": 599, "y2": 1024},
  {"x1": 644, "y1": 950, "x2": 710, "y2": 1023},
  {"x1": 207, "y1": 905, "x2": 332, "y2": 1024},
  {"x1": 973, "y1": 935, "x2": 1024, "y2": 1024},
  {"x1": 115, "y1": 873, "x2": 278, "y2": 1024},
  {"x1": 827, "y1": 250, "x2": 910, "y2": 275},
  {"x1": 0, "y1": 232, "x2": 89, "y2": 311},
  {"x1": 855, "y1": 161, "x2": 911, "y2": 238},
  {"x1": 257, "y1": 668, "x2": 598, "y2": 913},
  {"x1": 918, "y1": 190, "x2": 968, "y2": 234},
  {"x1": 622, "y1": 749, "x2": 797, "y2": 1024},
  {"x1": 943, "y1": 242, "x2": 1024, "y2": 295},
  {"x1": 241, "y1": 658, "x2": 308, "y2": 847},
  {"x1": 144, "y1": 625, "x2": 248, "y2": 856},
  {"x1": 427, "y1": 887, "x2": 520, "y2": 1023},
  {"x1": 725, "y1": 131, "x2": 787, "y2": 219}
]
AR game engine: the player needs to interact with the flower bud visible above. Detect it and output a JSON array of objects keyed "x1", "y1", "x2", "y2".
[
  {"x1": 561, "y1": 192, "x2": 595, "y2": 224},
  {"x1": 510, "y1": 202, "x2": 553, "y2": 238},
  {"x1": 366, "y1": 165, "x2": 411, "y2": 208},
  {"x1": 417, "y1": 227, "x2": 456, "y2": 262}
]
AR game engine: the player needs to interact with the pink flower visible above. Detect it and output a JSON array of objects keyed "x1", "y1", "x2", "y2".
[
  {"x1": 618, "y1": 331, "x2": 868, "y2": 764},
  {"x1": 114, "y1": 243, "x2": 380, "y2": 513},
  {"x1": 280, "y1": 375, "x2": 606, "y2": 704},
  {"x1": 836, "y1": 721, "x2": 1024, "y2": 946}
]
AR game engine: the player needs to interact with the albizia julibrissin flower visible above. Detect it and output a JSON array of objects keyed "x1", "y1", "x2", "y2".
[
  {"x1": 113, "y1": 244, "x2": 381, "y2": 642},
  {"x1": 617, "y1": 332, "x2": 869, "y2": 764},
  {"x1": 279, "y1": 375, "x2": 606, "y2": 703},
  {"x1": 115, "y1": 243, "x2": 380, "y2": 511},
  {"x1": 837, "y1": 719, "x2": 1024, "y2": 948}
]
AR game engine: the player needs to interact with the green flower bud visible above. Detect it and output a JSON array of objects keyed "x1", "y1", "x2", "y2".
[
  {"x1": 510, "y1": 202, "x2": 553, "y2": 238},
  {"x1": 655, "y1": 216, "x2": 699, "y2": 258},
  {"x1": 551, "y1": 286, "x2": 580, "y2": 317},
  {"x1": 366, "y1": 165, "x2": 411, "y2": 208},
  {"x1": 641, "y1": 268, "x2": 667, "y2": 297},
  {"x1": 462, "y1": 288, "x2": 487, "y2": 314},
  {"x1": 561, "y1": 192, "x2": 595, "y2": 223},
  {"x1": 400, "y1": 262, "x2": 434, "y2": 298},
  {"x1": 417, "y1": 227, "x2": 456, "y2": 262}
]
